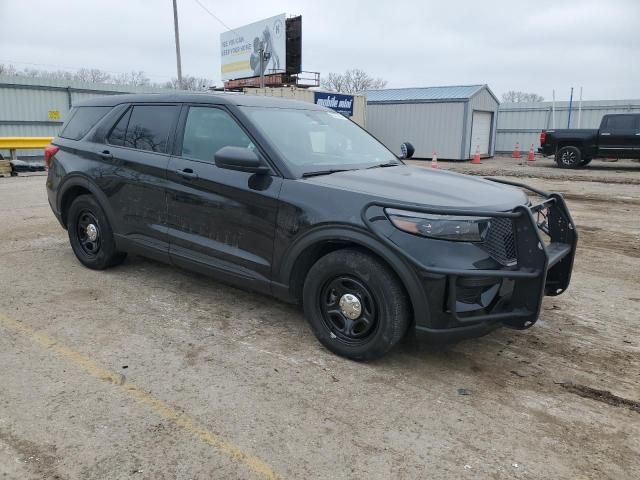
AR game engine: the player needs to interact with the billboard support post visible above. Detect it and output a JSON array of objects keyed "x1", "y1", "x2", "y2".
[{"x1": 259, "y1": 47, "x2": 265, "y2": 88}]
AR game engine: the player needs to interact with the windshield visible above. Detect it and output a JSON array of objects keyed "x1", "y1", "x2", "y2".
[{"x1": 239, "y1": 107, "x2": 400, "y2": 177}]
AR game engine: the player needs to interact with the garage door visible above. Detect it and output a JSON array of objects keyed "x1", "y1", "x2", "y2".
[{"x1": 470, "y1": 111, "x2": 492, "y2": 156}]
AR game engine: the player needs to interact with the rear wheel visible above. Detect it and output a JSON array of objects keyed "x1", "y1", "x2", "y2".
[
  {"x1": 555, "y1": 146, "x2": 582, "y2": 168},
  {"x1": 66, "y1": 195, "x2": 126, "y2": 270},
  {"x1": 302, "y1": 249, "x2": 410, "y2": 361}
]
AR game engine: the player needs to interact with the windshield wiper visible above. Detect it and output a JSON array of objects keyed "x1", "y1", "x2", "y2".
[
  {"x1": 366, "y1": 161, "x2": 401, "y2": 169},
  {"x1": 301, "y1": 169, "x2": 352, "y2": 178}
]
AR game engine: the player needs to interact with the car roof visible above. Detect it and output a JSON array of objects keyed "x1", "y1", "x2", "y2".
[{"x1": 73, "y1": 92, "x2": 327, "y2": 110}]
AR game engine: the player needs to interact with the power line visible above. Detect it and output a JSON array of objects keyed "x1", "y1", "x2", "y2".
[{"x1": 192, "y1": 0, "x2": 233, "y2": 31}]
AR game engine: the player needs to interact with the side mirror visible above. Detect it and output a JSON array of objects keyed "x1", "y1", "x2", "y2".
[
  {"x1": 400, "y1": 142, "x2": 415, "y2": 159},
  {"x1": 214, "y1": 146, "x2": 269, "y2": 174}
]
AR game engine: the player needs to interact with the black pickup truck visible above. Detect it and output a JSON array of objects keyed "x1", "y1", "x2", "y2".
[{"x1": 539, "y1": 113, "x2": 640, "y2": 168}]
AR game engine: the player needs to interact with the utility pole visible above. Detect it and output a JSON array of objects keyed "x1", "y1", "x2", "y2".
[{"x1": 172, "y1": 0, "x2": 183, "y2": 89}]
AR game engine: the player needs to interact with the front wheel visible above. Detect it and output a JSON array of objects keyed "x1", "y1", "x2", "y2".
[
  {"x1": 303, "y1": 249, "x2": 410, "y2": 361},
  {"x1": 66, "y1": 194, "x2": 126, "y2": 270},
  {"x1": 555, "y1": 146, "x2": 582, "y2": 169}
]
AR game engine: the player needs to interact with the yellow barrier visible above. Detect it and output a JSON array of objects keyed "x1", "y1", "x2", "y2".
[{"x1": 0, "y1": 137, "x2": 54, "y2": 160}]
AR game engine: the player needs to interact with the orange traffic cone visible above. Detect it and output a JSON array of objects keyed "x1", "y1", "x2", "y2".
[
  {"x1": 471, "y1": 145, "x2": 481, "y2": 164},
  {"x1": 431, "y1": 151, "x2": 438, "y2": 169},
  {"x1": 527, "y1": 144, "x2": 535, "y2": 162},
  {"x1": 512, "y1": 142, "x2": 521, "y2": 159}
]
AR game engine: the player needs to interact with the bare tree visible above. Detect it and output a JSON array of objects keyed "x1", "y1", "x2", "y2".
[
  {"x1": 321, "y1": 72, "x2": 346, "y2": 93},
  {"x1": 0, "y1": 64, "x2": 211, "y2": 91},
  {"x1": 22, "y1": 68, "x2": 42, "y2": 78},
  {"x1": 321, "y1": 69, "x2": 387, "y2": 94},
  {"x1": 164, "y1": 75, "x2": 213, "y2": 91},
  {"x1": 501, "y1": 90, "x2": 545, "y2": 103},
  {"x1": 51, "y1": 70, "x2": 74, "y2": 81},
  {"x1": 0, "y1": 64, "x2": 17, "y2": 76},
  {"x1": 112, "y1": 71, "x2": 150, "y2": 87},
  {"x1": 75, "y1": 68, "x2": 111, "y2": 84}
]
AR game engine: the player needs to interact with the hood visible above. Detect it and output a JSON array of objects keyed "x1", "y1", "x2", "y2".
[{"x1": 302, "y1": 165, "x2": 529, "y2": 211}]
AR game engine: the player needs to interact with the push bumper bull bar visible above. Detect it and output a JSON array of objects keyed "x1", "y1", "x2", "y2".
[{"x1": 364, "y1": 178, "x2": 578, "y2": 331}]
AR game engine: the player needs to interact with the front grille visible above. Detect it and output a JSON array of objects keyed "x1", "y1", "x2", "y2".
[{"x1": 481, "y1": 217, "x2": 517, "y2": 266}]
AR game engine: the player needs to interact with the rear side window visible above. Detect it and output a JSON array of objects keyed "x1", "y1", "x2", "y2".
[
  {"x1": 60, "y1": 106, "x2": 111, "y2": 140},
  {"x1": 181, "y1": 107, "x2": 254, "y2": 162},
  {"x1": 119, "y1": 105, "x2": 178, "y2": 153},
  {"x1": 604, "y1": 115, "x2": 634, "y2": 130},
  {"x1": 107, "y1": 108, "x2": 132, "y2": 146}
]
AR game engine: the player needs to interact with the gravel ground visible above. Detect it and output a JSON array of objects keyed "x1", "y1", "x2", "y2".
[{"x1": 0, "y1": 158, "x2": 639, "y2": 479}]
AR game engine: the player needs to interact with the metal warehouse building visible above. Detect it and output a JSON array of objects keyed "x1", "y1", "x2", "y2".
[
  {"x1": 496, "y1": 99, "x2": 640, "y2": 153},
  {"x1": 364, "y1": 85, "x2": 499, "y2": 160},
  {"x1": 0, "y1": 75, "x2": 177, "y2": 157}
]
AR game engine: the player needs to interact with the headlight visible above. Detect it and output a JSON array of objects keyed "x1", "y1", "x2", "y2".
[{"x1": 385, "y1": 208, "x2": 490, "y2": 242}]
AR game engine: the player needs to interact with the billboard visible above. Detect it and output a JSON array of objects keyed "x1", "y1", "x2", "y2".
[
  {"x1": 314, "y1": 92, "x2": 355, "y2": 117},
  {"x1": 221, "y1": 14, "x2": 286, "y2": 81}
]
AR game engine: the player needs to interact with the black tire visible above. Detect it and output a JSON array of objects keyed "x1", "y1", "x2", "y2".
[
  {"x1": 66, "y1": 194, "x2": 126, "y2": 270},
  {"x1": 555, "y1": 146, "x2": 582, "y2": 169},
  {"x1": 579, "y1": 158, "x2": 592, "y2": 167},
  {"x1": 302, "y1": 249, "x2": 410, "y2": 361}
]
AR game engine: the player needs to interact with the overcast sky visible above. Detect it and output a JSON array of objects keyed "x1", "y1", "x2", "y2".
[{"x1": 1, "y1": 0, "x2": 638, "y2": 100}]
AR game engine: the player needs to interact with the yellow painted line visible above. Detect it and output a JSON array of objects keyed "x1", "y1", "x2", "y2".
[{"x1": 0, "y1": 313, "x2": 280, "y2": 480}]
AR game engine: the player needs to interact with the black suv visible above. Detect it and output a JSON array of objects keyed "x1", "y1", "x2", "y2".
[{"x1": 46, "y1": 93, "x2": 577, "y2": 360}]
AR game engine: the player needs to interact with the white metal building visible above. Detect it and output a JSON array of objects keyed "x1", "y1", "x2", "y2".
[
  {"x1": 364, "y1": 85, "x2": 499, "y2": 160},
  {"x1": 496, "y1": 99, "x2": 640, "y2": 153}
]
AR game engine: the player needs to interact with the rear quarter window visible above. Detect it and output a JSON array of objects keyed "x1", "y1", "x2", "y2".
[
  {"x1": 59, "y1": 106, "x2": 112, "y2": 140},
  {"x1": 118, "y1": 105, "x2": 178, "y2": 153},
  {"x1": 603, "y1": 115, "x2": 634, "y2": 130}
]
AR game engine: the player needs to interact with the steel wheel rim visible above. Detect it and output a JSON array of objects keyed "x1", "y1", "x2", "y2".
[
  {"x1": 561, "y1": 150, "x2": 576, "y2": 165},
  {"x1": 76, "y1": 210, "x2": 101, "y2": 257},
  {"x1": 319, "y1": 275, "x2": 378, "y2": 345}
]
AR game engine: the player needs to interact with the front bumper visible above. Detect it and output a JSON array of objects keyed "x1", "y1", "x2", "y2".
[{"x1": 365, "y1": 178, "x2": 577, "y2": 340}]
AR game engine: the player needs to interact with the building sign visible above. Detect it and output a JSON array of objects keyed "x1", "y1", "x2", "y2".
[
  {"x1": 314, "y1": 92, "x2": 354, "y2": 117},
  {"x1": 221, "y1": 14, "x2": 286, "y2": 81},
  {"x1": 48, "y1": 110, "x2": 60, "y2": 120}
]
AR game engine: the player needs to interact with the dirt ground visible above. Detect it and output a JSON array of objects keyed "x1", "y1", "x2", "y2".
[{"x1": 1, "y1": 156, "x2": 639, "y2": 479}]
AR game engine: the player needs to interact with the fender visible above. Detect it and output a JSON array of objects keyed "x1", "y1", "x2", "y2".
[
  {"x1": 276, "y1": 224, "x2": 430, "y2": 326},
  {"x1": 57, "y1": 173, "x2": 118, "y2": 228}
]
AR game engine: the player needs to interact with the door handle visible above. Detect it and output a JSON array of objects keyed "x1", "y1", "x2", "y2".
[
  {"x1": 98, "y1": 150, "x2": 113, "y2": 160},
  {"x1": 635, "y1": 133, "x2": 640, "y2": 136},
  {"x1": 176, "y1": 168, "x2": 198, "y2": 180},
  {"x1": 600, "y1": 133, "x2": 611, "y2": 136}
]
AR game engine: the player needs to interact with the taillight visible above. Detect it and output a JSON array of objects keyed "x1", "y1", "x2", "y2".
[
  {"x1": 539, "y1": 131, "x2": 546, "y2": 146},
  {"x1": 44, "y1": 144, "x2": 59, "y2": 169}
]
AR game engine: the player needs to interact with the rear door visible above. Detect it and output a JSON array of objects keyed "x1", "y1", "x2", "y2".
[
  {"x1": 165, "y1": 104, "x2": 282, "y2": 292},
  {"x1": 99, "y1": 104, "x2": 180, "y2": 260},
  {"x1": 598, "y1": 115, "x2": 637, "y2": 157}
]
